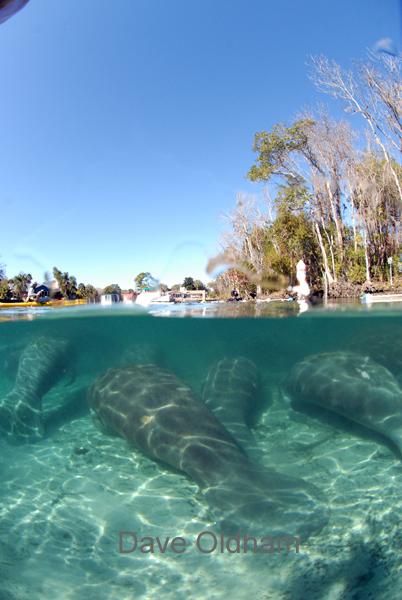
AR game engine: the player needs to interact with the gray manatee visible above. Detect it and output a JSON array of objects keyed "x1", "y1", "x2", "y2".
[
  {"x1": 88, "y1": 363, "x2": 329, "y2": 541},
  {"x1": 202, "y1": 356, "x2": 263, "y2": 461},
  {"x1": 0, "y1": 337, "x2": 70, "y2": 440},
  {"x1": 347, "y1": 327, "x2": 402, "y2": 385},
  {"x1": 286, "y1": 352, "x2": 402, "y2": 453}
]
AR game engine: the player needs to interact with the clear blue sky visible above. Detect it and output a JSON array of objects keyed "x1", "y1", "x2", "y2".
[{"x1": 0, "y1": 0, "x2": 400, "y2": 288}]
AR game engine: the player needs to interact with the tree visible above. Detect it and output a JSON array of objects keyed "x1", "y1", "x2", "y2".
[
  {"x1": 310, "y1": 53, "x2": 402, "y2": 202},
  {"x1": 247, "y1": 113, "x2": 357, "y2": 289},
  {"x1": 53, "y1": 267, "x2": 78, "y2": 299},
  {"x1": 103, "y1": 284, "x2": 122, "y2": 299},
  {"x1": 135, "y1": 272, "x2": 158, "y2": 291},
  {"x1": 221, "y1": 194, "x2": 272, "y2": 295},
  {"x1": 77, "y1": 283, "x2": 99, "y2": 301},
  {"x1": 182, "y1": 277, "x2": 195, "y2": 290},
  {"x1": 10, "y1": 272, "x2": 32, "y2": 300},
  {"x1": 269, "y1": 205, "x2": 320, "y2": 285},
  {"x1": 213, "y1": 268, "x2": 256, "y2": 298},
  {"x1": 0, "y1": 279, "x2": 11, "y2": 301},
  {"x1": 193, "y1": 279, "x2": 206, "y2": 290},
  {"x1": 349, "y1": 153, "x2": 402, "y2": 280}
]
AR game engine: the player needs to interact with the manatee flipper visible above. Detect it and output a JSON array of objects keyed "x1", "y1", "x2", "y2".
[
  {"x1": 286, "y1": 351, "x2": 402, "y2": 455},
  {"x1": 0, "y1": 337, "x2": 70, "y2": 441},
  {"x1": 88, "y1": 364, "x2": 329, "y2": 541}
]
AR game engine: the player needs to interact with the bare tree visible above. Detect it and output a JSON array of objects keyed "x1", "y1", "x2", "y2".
[
  {"x1": 349, "y1": 151, "x2": 402, "y2": 280},
  {"x1": 220, "y1": 194, "x2": 268, "y2": 295},
  {"x1": 310, "y1": 54, "x2": 402, "y2": 202}
]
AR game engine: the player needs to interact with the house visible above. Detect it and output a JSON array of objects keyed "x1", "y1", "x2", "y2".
[
  {"x1": 27, "y1": 283, "x2": 50, "y2": 302},
  {"x1": 121, "y1": 290, "x2": 137, "y2": 304}
]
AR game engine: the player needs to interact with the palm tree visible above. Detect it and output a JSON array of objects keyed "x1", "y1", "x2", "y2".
[{"x1": 10, "y1": 273, "x2": 32, "y2": 301}]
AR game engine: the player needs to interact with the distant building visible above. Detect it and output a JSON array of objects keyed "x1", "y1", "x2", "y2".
[
  {"x1": 27, "y1": 283, "x2": 50, "y2": 302},
  {"x1": 121, "y1": 290, "x2": 137, "y2": 304},
  {"x1": 100, "y1": 293, "x2": 120, "y2": 305}
]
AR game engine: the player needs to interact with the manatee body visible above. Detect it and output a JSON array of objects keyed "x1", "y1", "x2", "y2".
[
  {"x1": 347, "y1": 327, "x2": 402, "y2": 385},
  {"x1": 202, "y1": 356, "x2": 263, "y2": 461},
  {"x1": 0, "y1": 337, "x2": 70, "y2": 440},
  {"x1": 89, "y1": 364, "x2": 329, "y2": 540},
  {"x1": 286, "y1": 352, "x2": 402, "y2": 453}
]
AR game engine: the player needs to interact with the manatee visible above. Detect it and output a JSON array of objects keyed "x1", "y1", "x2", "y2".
[
  {"x1": 0, "y1": 337, "x2": 70, "y2": 440},
  {"x1": 347, "y1": 327, "x2": 402, "y2": 385},
  {"x1": 88, "y1": 364, "x2": 329, "y2": 540},
  {"x1": 286, "y1": 352, "x2": 402, "y2": 453},
  {"x1": 202, "y1": 356, "x2": 263, "y2": 461}
]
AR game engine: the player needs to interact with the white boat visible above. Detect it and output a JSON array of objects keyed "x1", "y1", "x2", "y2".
[
  {"x1": 361, "y1": 293, "x2": 402, "y2": 304},
  {"x1": 150, "y1": 293, "x2": 173, "y2": 303},
  {"x1": 135, "y1": 291, "x2": 173, "y2": 306}
]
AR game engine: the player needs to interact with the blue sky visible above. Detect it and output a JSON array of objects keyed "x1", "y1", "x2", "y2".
[{"x1": 0, "y1": 0, "x2": 400, "y2": 288}]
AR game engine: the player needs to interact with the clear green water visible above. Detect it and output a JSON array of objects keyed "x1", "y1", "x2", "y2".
[{"x1": 0, "y1": 304, "x2": 402, "y2": 599}]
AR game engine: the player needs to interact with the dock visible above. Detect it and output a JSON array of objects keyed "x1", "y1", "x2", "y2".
[{"x1": 361, "y1": 293, "x2": 402, "y2": 304}]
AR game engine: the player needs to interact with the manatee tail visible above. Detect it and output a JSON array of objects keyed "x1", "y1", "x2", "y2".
[
  {"x1": 203, "y1": 463, "x2": 329, "y2": 542},
  {"x1": 203, "y1": 357, "x2": 263, "y2": 461},
  {"x1": 0, "y1": 336, "x2": 70, "y2": 441}
]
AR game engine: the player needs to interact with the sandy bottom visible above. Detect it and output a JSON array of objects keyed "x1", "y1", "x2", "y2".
[{"x1": 1, "y1": 369, "x2": 402, "y2": 600}]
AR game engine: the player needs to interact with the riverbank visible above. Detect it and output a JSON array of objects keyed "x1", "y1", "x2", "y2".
[{"x1": 0, "y1": 299, "x2": 87, "y2": 309}]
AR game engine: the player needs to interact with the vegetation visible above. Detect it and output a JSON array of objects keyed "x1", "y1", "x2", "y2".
[
  {"x1": 9, "y1": 273, "x2": 32, "y2": 300},
  {"x1": 134, "y1": 272, "x2": 159, "y2": 291},
  {"x1": 77, "y1": 283, "x2": 99, "y2": 301},
  {"x1": 0, "y1": 264, "x2": 100, "y2": 303},
  {"x1": 102, "y1": 284, "x2": 122, "y2": 299},
  {"x1": 212, "y1": 51, "x2": 401, "y2": 296}
]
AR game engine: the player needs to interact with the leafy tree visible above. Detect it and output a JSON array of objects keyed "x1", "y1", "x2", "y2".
[
  {"x1": 10, "y1": 272, "x2": 32, "y2": 300},
  {"x1": 53, "y1": 267, "x2": 78, "y2": 299},
  {"x1": 77, "y1": 283, "x2": 99, "y2": 300},
  {"x1": 103, "y1": 284, "x2": 122, "y2": 299},
  {"x1": 269, "y1": 206, "x2": 319, "y2": 284},
  {"x1": 247, "y1": 119, "x2": 314, "y2": 183},
  {"x1": 193, "y1": 279, "x2": 206, "y2": 290},
  {"x1": 182, "y1": 277, "x2": 195, "y2": 290},
  {"x1": 135, "y1": 272, "x2": 158, "y2": 291},
  {"x1": 0, "y1": 279, "x2": 11, "y2": 301}
]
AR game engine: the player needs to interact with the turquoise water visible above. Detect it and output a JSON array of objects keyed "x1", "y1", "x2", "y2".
[{"x1": 0, "y1": 304, "x2": 402, "y2": 599}]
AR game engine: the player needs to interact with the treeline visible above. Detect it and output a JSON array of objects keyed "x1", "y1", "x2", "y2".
[
  {"x1": 0, "y1": 264, "x2": 209, "y2": 302},
  {"x1": 0, "y1": 266, "x2": 100, "y2": 302},
  {"x1": 134, "y1": 272, "x2": 207, "y2": 292},
  {"x1": 212, "y1": 51, "x2": 401, "y2": 297}
]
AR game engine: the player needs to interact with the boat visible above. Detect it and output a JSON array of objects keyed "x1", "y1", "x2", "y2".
[
  {"x1": 150, "y1": 293, "x2": 173, "y2": 303},
  {"x1": 361, "y1": 293, "x2": 402, "y2": 304},
  {"x1": 135, "y1": 290, "x2": 167, "y2": 306}
]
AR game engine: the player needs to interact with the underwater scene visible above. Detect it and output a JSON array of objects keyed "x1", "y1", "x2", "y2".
[{"x1": 1, "y1": 306, "x2": 402, "y2": 600}]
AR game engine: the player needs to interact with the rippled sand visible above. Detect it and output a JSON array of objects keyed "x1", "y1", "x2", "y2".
[{"x1": 0, "y1": 310, "x2": 401, "y2": 599}]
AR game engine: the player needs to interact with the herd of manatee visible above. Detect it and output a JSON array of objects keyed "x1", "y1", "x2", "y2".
[{"x1": 1, "y1": 335, "x2": 402, "y2": 543}]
